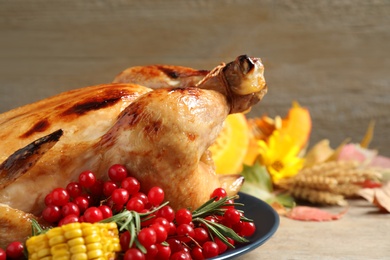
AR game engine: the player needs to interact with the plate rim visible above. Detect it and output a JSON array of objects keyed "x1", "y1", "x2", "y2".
[{"x1": 209, "y1": 191, "x2": 280, "y2": 260}]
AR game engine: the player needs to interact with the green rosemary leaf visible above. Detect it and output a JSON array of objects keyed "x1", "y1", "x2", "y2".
[
  {"x1": 119, "y1": 211, "x2": 134, "y2": 232},
  {"x1": 129, "y1": 221, "x2": 137, "y2": 249},
  {"x1": 207, "y1": 220, "x2": 249, "y2": 244},
  {"x1": 31, "y1": 219, "x2": 47, "y2": 236},
  {"x1": 135, "y1": 239, "x2": 147, "y2": 254},
  {"x1": 195, "y1": 218, "x2": 249, "y2": 244},
  {"x1": 135, "y1": 212, "x2": 141, "y2": 234},
  {"x1": 192, "y1": 195, "x2": 239, "y2": 218}
]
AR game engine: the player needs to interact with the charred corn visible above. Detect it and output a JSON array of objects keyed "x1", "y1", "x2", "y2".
[{"x1": 26, "y1": 222, "x2": 121, "y2": 260}]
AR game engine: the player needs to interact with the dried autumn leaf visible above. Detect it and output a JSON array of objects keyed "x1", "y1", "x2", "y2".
[
  {"x1": 286, "y1": 206, "x2": 348, "y2": 221},
  {"x1": 338, "y1": 143, "x2": 378, "y2": 165},
  {"x1": 304, "y1": 139, "x2": 334, "y2": 168},
  {"x1": 358, "y1": 182, "x2": 390, "y2": 213},
  {"x1": 360, "y1": 120, "x2": 375, "y2": 148}
]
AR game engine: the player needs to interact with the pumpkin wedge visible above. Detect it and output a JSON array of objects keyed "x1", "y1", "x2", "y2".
[{"x1": 209, "y1": 113, "x2": 250, "y2": 174}]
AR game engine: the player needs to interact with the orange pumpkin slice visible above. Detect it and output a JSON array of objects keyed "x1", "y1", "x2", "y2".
[{"x1": 209, "y1": 113, "x2": 250, "y2": 174}]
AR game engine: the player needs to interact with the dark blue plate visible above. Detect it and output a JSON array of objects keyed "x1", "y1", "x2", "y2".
[{"x1": 210, "y1": 192, "x2": 279, "y2": 259}]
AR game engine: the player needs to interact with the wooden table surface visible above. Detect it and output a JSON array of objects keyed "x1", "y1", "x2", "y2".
[
  {"x1": 0, "y1": 1, "x2": 389, "y2": 259},
  {"x1": 237, "y1": 199, "x2": 390, "y2": 260}
]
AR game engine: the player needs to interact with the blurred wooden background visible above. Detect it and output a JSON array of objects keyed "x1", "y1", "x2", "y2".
[{"x1": 0, "y1": 0, "x2": 389, "y2": 156}]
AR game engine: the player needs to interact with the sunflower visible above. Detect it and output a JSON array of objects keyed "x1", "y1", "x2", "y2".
[{"x1": 257, "y1": 130, "x2": 304, "y2": 183}]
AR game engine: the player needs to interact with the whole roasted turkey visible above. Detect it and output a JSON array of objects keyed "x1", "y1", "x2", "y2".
[{"x1": 0, "y1": 55, "x2": 267, "y2": 246}]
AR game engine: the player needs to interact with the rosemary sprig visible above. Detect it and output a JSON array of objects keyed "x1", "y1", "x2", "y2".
[
  {"x1": 31, "y1": 218, "x2": 48, "y2": 236},
  {"x1": 194, "y1": 218, "x2": 249, "y2": 247},
  {"x1": 192, "y1": 195, "x2": 241, "y2": 218},
  {"x1": 191, "y1": 195, "x2": 252, "y2": 248}
]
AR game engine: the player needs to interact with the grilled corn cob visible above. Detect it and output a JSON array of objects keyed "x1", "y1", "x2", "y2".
[{"x1": 26, "y1": 222, "x2": 121, "y2": 260}]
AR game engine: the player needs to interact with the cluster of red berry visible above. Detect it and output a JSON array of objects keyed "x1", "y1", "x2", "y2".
[
  {"x1": 3, "y1": 164, "x2": 256, "y2": 260},
  {"x1": 41, "y1": 164, "x2": 163, "y2": 225}
]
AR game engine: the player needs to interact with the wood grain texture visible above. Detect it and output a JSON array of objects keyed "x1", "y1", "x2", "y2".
[{"x1": 0, "y1": 1, "x2": 390, "y2": 258}]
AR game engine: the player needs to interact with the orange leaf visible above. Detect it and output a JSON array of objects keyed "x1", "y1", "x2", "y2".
[
  {"x1": 280, "y1": 101, "x2": 312, "y2": 150},
  {"x1": 358, "y1": 182, "x2": 390, "y2": 213}
]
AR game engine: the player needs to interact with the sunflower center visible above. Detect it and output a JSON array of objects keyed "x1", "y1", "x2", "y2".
[{"x1": 271, "y1": 160, "x2": 284, "y2": 172}]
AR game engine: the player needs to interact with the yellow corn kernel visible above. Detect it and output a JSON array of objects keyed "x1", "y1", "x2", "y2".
[
  {"x1": 64, "y1": 229, "x2": 83, "y2": 240},
  {"x1": 46, "y1": 227, "x2": 64, "y2": 239},
  {"x1": 49, "y1": 235, "x2": 67, "y2": 247},
  {"x1": 51, "y1": 243, "x2": 70, "y2": 257},
  {"x1": 69, "y1": 244, "x2": 87, "y2": 254},
  {"x1": 41, "y1": 256, "x2": 53, "y2": 260},
  {"x1": 71, "y1": 253, "x2": 88, "y2": 260},
  {"x1": 86, "y1": 243, "x2": 102, "y2": 251},
  {"x1": 37, "y1": 248, "x2": 52, "y2": 258},
  {"x1": 26, "y1": 222, "x2": 121, "y2": 260},
  {"x1": 53, "y1": 256, "x2": 70, "y2": 260},
  {"x1": 85, "y1": 234, "x2": 101, "y2": 244},
  {"x1": 68, "y1": 237, "x2": 85, "y2": 247},
  {"x1": 62, "y1": 223, "x2": 81, "y2": 232},
  {"x1": 87, "y1": 249, "x2": 104, "y2": 259}
]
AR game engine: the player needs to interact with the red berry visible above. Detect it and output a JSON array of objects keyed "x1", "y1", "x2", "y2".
[
  {"x1": 120, "y1": 231, "x2": 131, "y2": 251},
  {"x1": 103, "y1": 181, "x2": 118, "y2": 197},
  {"x1": 166, "y1": 238, "x2": 184, "y2": 253},
  {"x1": 124, "y1": 248, "x2": 145, "y2": 260},
  {"x1": 153, "y1": 217, "x2": 170, "y2": 231},
  {"x1": 90, "y1": 179, "x2": 104, "y2": 196},
  {"x1": 126, "y1": 197, "x2": 145, "y2": 212},
  {"x1": 6, "y1": 241, "x2": 24, "y2": 258},
  {"x1": 133, "y1": 192, "x2": 148, "y2": 205},
  {"x1": 223, "y1": 199, "x2": 235, "y2": 209},
  {"x1": 66, "y1": 182, "x2": 83, "y2": 198},
  {"x1": 147, "y1": 186, "x2": 164, "y2": 206},
  {"x1": 202, "y1": 241, "x2": 219, "y2": 258},
  {"x1": 240, "y1": 221, "x2": 256, "y2": 237},
  {"x1": 58, "y1": 214, "x2": 79, "y2": 226},
  {"x1": 157, "y1": 205, "x2": 175, "y2": 222},
  {"x1": 176, "y1": 223, "x2": 195, "y2": 243},
  {"x1": 210, "y1": 187, "x2": 227, "y2": 199},
  {"x1": 42, "y1": 205, "x2": 62, "y2": 223},
  {"x1": 156, "y1": 244, "x2": 171, "y2": 260},
  {"x1": 108, "y1": 164, "x2": 128, "y2": 182},
  {"x1": 168, "y1": 221, "x2": 176, "y2": 235},
  {"x1": 150, "y1": 224, "x2": 168, "y2": 243},
  {"x1": 74, "y1": 196, "x2": 89, "y2": 213},
  {"x1": 0, "y1": 248, "x2": 6, "y2": 260},
  {"x1": 191, "y1": 246, "x2": 204, "y2": 260},
  {"x1": 111, "y1": 188, "x2": 130, "y2": 205},
  {"x1": 61, "y1": 202, "x2": 80, "y2": 217},
  {"x1": 44, "y1": 193, "x2": 54, "y2": 206},
  {"x1": 98, "y1": 205, "x2": 113, "y2": 219},
  {"x1": 51, "y1": 188, "x2": 70, "y2": 206},
  {"x1": 223, "y1": 208, "x2": 241, "y2": 225},
  {"x1": 171, "y1": 251, "x2": 191, "y2": 260},
  {"x1": 215, "y1": 237, "x2": 228, "y2": 254},
  {"x1": 137, "y1": 227, "x2": 157, "y2": 247},
  {"x1": 83, "y1": 207, "x2": 103, "y2": 223},
  {"x1": 121, "y1": 177, "x2": 141, "y2": 195},
  {"x1": 78, "y1": 170, "x2": 96, "y2": 188},
  {"x1": 194, "y1": 227, "x2": 209, "y2": 244},
  {"x1": 145, "y1": 244, "x2": 158, "y2": 259},
  {"x1": 175, "y1": 208, "x2": 192, "y2": 225}
]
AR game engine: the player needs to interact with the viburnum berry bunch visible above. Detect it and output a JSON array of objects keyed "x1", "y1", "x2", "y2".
[{"x1": 30, "y1": 164, "x2": 257, "y2": 259}]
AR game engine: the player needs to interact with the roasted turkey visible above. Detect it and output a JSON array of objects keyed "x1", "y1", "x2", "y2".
[{"x1": 0, "y1": 55, "x2": 267, "y2": 246}]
